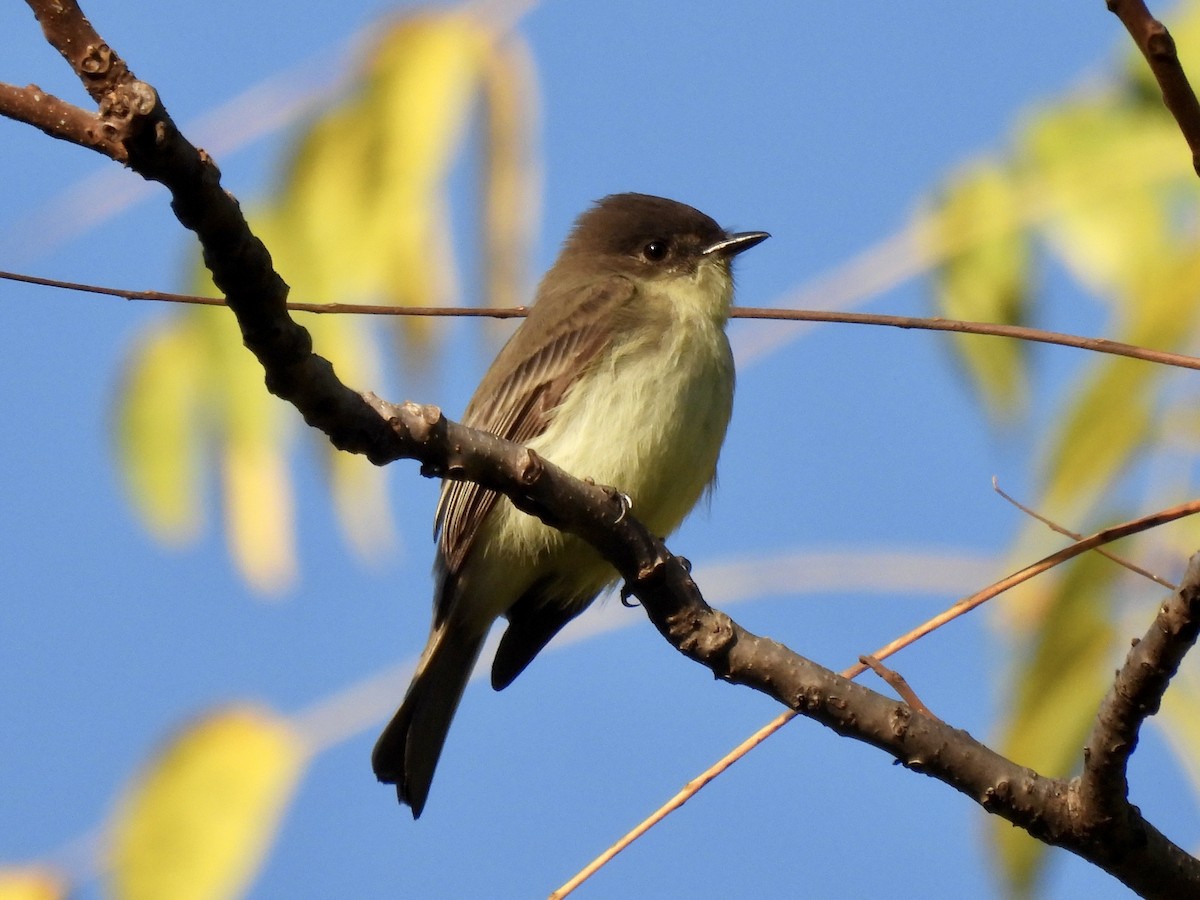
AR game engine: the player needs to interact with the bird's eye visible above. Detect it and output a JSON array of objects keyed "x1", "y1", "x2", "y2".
[{"x1": 642, "y1": 240, "x2": 669, "y2": 262}]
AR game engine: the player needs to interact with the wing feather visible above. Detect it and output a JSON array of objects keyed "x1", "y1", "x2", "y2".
[{"x1": 432, "y1": 275, "x2": 637, "y2": 618}]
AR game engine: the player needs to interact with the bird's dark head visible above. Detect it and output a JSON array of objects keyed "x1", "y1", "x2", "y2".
[{"x1": 562, "y1": 193, "x2": 768, "y2": 278}]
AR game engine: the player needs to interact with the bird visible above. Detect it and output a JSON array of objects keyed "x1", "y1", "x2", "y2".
[{"x1": 372, "y1": 192, "x2": 768, "y2": 817}]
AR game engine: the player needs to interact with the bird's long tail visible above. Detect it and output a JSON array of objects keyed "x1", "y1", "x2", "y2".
[{"x1": 372, "y1": 622, "x2": 488, "y2": 818}]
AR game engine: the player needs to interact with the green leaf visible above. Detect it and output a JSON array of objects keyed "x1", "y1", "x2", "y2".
[
  {"x1": 925, "y1": 159, "x2": 1031, "y2": 418},
  {"x1": 115, "y1": 317, "x2": 207, "y2": 543},
  {"x1": 1019, "y1": 101, "x2": 1185, "y2": 301},
  {"x1": 113, "y1": 7, "x2": 540, "y2": 590},
  {"x1": 1038, "y1": 357, "x2": 1157, "y2": 524},
  {"x1": 109, "y1": 706, "x2": 306, "y2": 900}
]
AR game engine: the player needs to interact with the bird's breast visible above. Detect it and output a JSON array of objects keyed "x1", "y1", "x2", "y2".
[{"x1": 527, "y1": 312, "x2": 734, "y2": 538}]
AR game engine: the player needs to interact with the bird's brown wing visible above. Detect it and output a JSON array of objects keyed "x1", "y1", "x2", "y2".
[{"x1": 432, "y1": 275, "x2": 637, "y2": 624}]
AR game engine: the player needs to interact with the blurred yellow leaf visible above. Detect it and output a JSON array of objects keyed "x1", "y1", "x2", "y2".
[
  {"x1": 193, "y1": 305, "x2": 297, "y2": 594},
  {"x1": 1038, "y1": 357, "x2": 1155, "y2": 523},
  {"x1": 117, "y1": 290, "x2": 300, "y2": 594},
  {"x1": 371, "y1": 15, "x2": 490, "y2": 191},
  {"x1": 115, "y1": 317, "x2": 206, "y2": 543},
  {"x1": 1035, "y1": 248, "x2": 1200, "y2": 526},
  {"x1": 925, "y1": 159, "x2": 1030, "y2": 418},
  {"x1": 296, "y1": 309, "x2": 397, "y2": 563},
  {"x1": 282, "y1": 13, "x2": 499, "y2": 325},
  {"x1": 480, "y1": 33, "x2": 540, "y2": 312},
  {"x1": 222, "y1": 431, "x2": 296, "y2": 595},
  {"x1": 109, "y1": 706, "x2": 306, "y2": 900},
  {"x1": 325, "y1": 448, "x2": 395, "y2": 564},
  {"x1": 0, "y1": 869, "x2": 67, "y2": 900},
  {"x1": 115, "y1": 7, "x2": 539, "y2": 590},
  {"x1": 1020, "y1": 101, "x2": 1182, "y2": 300}
]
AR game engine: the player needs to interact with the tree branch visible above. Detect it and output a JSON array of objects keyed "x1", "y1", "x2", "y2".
[
  {"x1": 1079, "y1": 555, "x2": 1200, "y2": 830},
  {"x1": 25, "y1": 0, "x2": 133, "y2": 105},
  {"x1": 624, "y1": 528, "x2": 1200, "y2": 898},
  {"x1": 0, "y1": 82, "x2": 124, "y2": 159},
  {"x1": 1108, "y1": 0, "x2": 1200, "y2": 176}
]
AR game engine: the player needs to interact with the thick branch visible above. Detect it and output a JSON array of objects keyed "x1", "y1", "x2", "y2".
[
  {"x1": 1108, "y1": 0, "x2": 1200, "y2": 176},
  {"x1": 631, "y1": 554, "x2": 1200, "y2": 898},
  {"x1": 26, "y1": 0, "x2": 134, "y2": 105},
  {"x1": 0, "y1": 82, "x2": 124, "y2": 159},
  {"x1": 1079, "y1": 555, "x2": 1200, "y2": 825},
  {"x1": 367, "y1": 396, "x2": 1200, "y2": 896}
]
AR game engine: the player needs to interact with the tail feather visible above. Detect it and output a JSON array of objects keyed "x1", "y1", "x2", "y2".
[
  {"x1": 372, "y1": 624, "x2": 487, "y2": 818},
  {"x1": 492, "y1": 599, "x2": 582, "y2": 691}
]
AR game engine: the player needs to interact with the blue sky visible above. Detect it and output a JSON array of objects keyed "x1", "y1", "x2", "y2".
[{"x1": 0, "y1": 1, "x2": 1185, "y2": 897}]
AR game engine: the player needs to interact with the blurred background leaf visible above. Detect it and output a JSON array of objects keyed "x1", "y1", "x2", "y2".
[
  {"x1": 107, "y1": 706, "x2": 306, "y2": 900},
  {"x1": 112, "y1": 8, "x2": 539, "y2": 593},
  {"x1": 922, "y1": 159, "x2": 1031, "y2": 419},
  {"x1": 921, "y1": 2, "x2": 1200, "y2": 891},
  {"x1": 0, "y1": 869, "x2": 68, "y2": 900}
]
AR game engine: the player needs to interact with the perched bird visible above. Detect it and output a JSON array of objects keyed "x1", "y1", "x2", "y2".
[{"x1": 372, "y1": 193, "x2": 768, "y2": 817}]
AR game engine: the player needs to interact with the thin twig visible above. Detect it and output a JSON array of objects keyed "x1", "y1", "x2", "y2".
[
  {"x1": 731, "y1": 306, "x2": 1200, "y2": 372},
  {"x1": 842, "y1": 497, "x2": 1200, "y2": 680},
  {"x1": 992, "y1": 477, "x2": 1176, "y2": 590},
  {"x1": 859, "y1": 655, "x2": 934, "y2": 717},
  {"x1": 546, "y1": 710, "x2": 797, "y2": 900},
  {"x1": 0, "y1": 269, "x2": 526, "y2": 318},
  {"x1": 5, "y1": 268, "x2": 1200, "y2": 372}
]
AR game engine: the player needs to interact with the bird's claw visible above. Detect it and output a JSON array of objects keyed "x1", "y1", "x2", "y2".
[{"x1": 613, "y1": 491, "x2": 633, "y2": 524}]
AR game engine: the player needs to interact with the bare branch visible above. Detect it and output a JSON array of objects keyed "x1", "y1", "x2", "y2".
[
  {"x1": 6, "y1": 268, "x2": 1200, "y2": 373},
  {"x1": 992, "y1": 477, "x2": 1176, "y2": 589},
  {"x1": 626, "y1": 545, "x2": 1200, "y2": 898},
  {"x1": 0, "y1": 83, "x2": 124, "y2": 159},
  {"x1": 859, "y1": 655, "x2": 935, "y2": 717},
  {"x1": 25, "y1": 0, "x2": 133, "y2": 105},
  {"x1": 842, "y1": 498, "x2": 1200, "y2": 680},
  {"x1": 555, "y1": 501, "x2": 1200, "y2": 898},
  {"x1": 1108, "y1": 0, "x2": 1200, "y2": 176},
  {"x1": 1079, "y1": 555, "x2": 1200, "y2": 829}
]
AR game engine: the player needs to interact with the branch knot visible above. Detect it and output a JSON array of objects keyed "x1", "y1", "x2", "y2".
[
  {"x1": 671, "y1": 606, "x2": 736, "y2": 663},
  {"x1": 99, "y1": 80, "x2": 158, "y2": 126},
  {"x1": 79, "y1": 42, "x2": 115, "y2": 75}
]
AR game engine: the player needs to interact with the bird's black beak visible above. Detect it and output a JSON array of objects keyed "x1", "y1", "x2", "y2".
[{"x1": 702, "y1": 230, "x2": 770, "y2": 258}]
